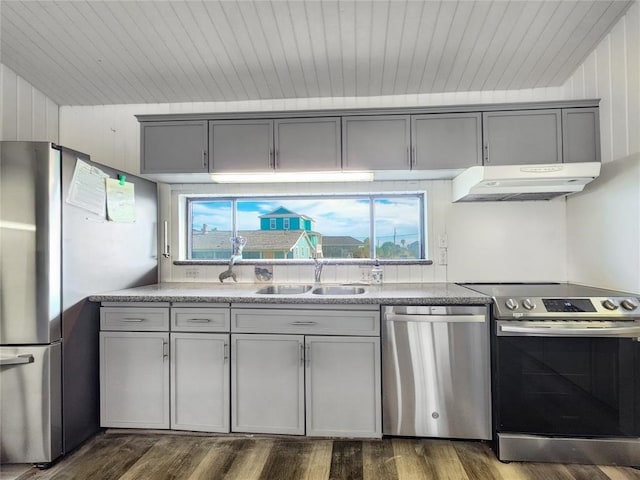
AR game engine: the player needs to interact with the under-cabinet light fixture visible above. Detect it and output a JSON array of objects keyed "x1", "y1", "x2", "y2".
[{"x1": 209, "y1": 171, "x2": 374, "y2": 183}]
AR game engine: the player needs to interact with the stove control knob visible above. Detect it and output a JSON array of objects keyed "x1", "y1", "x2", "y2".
[
  {"x1": 621, "y1": 299, "x2": 638, "y2": 311},
  {"x1": 522, "y1": 298, "x2": 535, "y2": 310},
  {"x1": 602, "y1": 299, "x2": 619, "y2": 310},
  {"x1": 505, "y1": 298, "x2": 518, "y2": 310}
]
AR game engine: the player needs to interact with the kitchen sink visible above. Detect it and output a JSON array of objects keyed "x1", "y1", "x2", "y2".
[
  {"x1": 255, "y1": 284, "x2": 313, "y2": 295},
  {"x1": 311, "y1": 286, "x2": 366, "y2": 295}
]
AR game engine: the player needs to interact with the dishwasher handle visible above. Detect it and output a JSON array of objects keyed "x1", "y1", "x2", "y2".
[{"x1": 385, "y1": 313, "x2": 486, "y2": 323}]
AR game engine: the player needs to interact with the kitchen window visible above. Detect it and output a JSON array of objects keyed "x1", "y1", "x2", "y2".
[{"x1": 187, "y1": 193, "x2": 426, "y2": 261}]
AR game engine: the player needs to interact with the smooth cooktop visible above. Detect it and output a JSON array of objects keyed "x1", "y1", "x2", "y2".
[{"x1": 461, "y1": 283, "x2": 639, "y2": 299}]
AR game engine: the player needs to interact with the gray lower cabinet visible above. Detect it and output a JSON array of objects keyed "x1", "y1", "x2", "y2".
[
  {"x1": 483, "y1": 109, "x2": 562, "y2": 165},
  {"x1": 99, "y1": 331, "x2": 170, "y2": 429},
  {"x1": 562, "y1": 107, "x2": 600, "y2": 163},
  {"x1": 342, "y1": 115, "x2": 411, "y2": 170},
  {"x1": 231, "y1": 334, "x2": 305, "y2": 435},
  {"x1": 411, "y1": 113, "x2": 482, "y2": 169},
  {"x1": 230, "y1": 305, "x2": 382, "y2": 438},
  {"x1": 171, "y1": 332, "x2": 230, "y2": 433},
  {"x1": 99, "y1": 303, "x2": 380, "y2": 439},
  {"x1": 140, "y1": 121, "x2": 208, "y2": 173},
  {"x1": 305, "y1": 336, "x2": 381, "y2": 438},
  {"x1": 100, "y1": 304, "x2": 230, "y2": 433}
]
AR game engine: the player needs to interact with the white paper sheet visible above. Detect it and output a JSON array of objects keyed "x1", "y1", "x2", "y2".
[{"x1": 66, "y1": 158, "x2": 109, "y2": 216}]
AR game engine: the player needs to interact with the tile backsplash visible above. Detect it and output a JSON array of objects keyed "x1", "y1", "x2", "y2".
[{"x1": 169, "y1": 263, "x2": 434, "y2": 284}]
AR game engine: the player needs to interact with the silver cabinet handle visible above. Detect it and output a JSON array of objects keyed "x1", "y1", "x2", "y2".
[
  {"x1": 186, "y1": 318, "x2": 212, "y2": 323},
  {"x1": 290, "y1": 321, "x2": 318, "y2": 326},
  {"x1": 385, "y1": 313, "x2": 486, "y2": 323},
  {"x1": 411, "y1": 146, "x2": 416, "y2": 167},
  {"x1": 484, "y1": 145, "x2": 489, "y2": 163},
  {"x1": 406, "y1": 146, "x2": 410, "y2": 166},
  {"x1": 0, "y1": 354, "x2": 34, "y2": 366},
  {"x1": 305, "y1": 343, "x2": 310, "y2": 366},
  {"x1": 269, "y1": 149, "x2": 274, "y2": 168},
  {"x1": 223, "y1": 342, "x2": 229, "y2": 361},
  {"x1": 299, "y1": 342, "x2": 304, "y2": 366},
  {"x1": 162, "y1": 340, "x2": 169, "y2": 361},
  {"x1": 202, "y1": 150, "x2": 207, "y2": 168},
  {"x1": 122, "y1": 318, "x2": 145, "y2": 322},
  {"x1": 162, "y1": 220, "x2": 170, "y2": 258},
  {"x1": 500, "y1": 324, "x2": 640, "y2": 338}
]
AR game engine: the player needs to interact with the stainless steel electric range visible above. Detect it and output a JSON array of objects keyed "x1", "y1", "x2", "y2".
[{"x1": 462, "y1": 283, "x2": 640, "y2": 466}]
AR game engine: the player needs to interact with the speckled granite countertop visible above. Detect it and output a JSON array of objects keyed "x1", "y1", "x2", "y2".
[{"x1": 89, "y1": 282, "x2": 491, "y2": 305}]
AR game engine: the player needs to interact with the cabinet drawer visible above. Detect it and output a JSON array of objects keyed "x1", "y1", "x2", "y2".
[
  {"x1": 100, "y1": 307, "x2": 169, "y2": 331},
  {"x1": 171, "y1": 308, "x2": 230, "y2": 332},
  {"x1": 231, "y1": 308, "x2": 380, "y2": 336}
]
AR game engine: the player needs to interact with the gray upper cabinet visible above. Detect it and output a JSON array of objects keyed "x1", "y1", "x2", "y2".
[
  {"x1": 274, "y1": 117, "x2": 341, "y2": 171},
  {"x1": 210, "y1": 118, "x2": 341, "y2": 173},
  {"x1": 562, "y1": 107, "x2": 600, "y2": 163},
  {"x1": 411, "y1": 113, "x2": 482, "y2": 169},
  {"x1": 342, "y1": 115, "x2": 411, "y2": 170},
  {"x1": 483, "y1": 110, "x2": 562, "y2": 165},
  {"x1": 210, "y1": 120, "x2": 274, "y2": 173},
  {"x1": 141, "y1": 121, "x2": 208, "y2": 174}
]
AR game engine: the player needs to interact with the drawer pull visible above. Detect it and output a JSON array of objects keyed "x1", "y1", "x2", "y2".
[
  {"x1": 186, "y1": 318, "x2": 212, "y2": 323},
  {"x1": 290, "y1": 321, "x2": 317, "y2": 326},
  {"x1": 121, "y1": 318, "x2": 145, "y2": 322},
  {"x1": 223, "y1": 342, "x2": 229, "y2": 361}
]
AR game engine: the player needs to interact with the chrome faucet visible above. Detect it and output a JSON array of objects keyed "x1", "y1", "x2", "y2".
[
  {"x1": 219, "y1": 235, "x2": 246, "y2": 283},
  {"x1": 313, "y1": 258, "x2": 324, "y2": 284}
]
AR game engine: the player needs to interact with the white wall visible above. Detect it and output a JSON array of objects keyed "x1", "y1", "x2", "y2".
[
  {"x1": 564, "y1": 0, "x2": 640, "y2": 292},
  {"x1": 0, "y1": 64, "x2": 59, "y2": 142}
]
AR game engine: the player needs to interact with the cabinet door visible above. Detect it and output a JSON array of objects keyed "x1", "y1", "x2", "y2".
[
  {"x1": 342, "y1": 115, "x2": 411, "y2": 170},
  {"x1": 210, "y1": 120, "x2": 274, "y2": 172},
  {"x1": 483, "y1": 110, "x2": 562, "y2": 165},
  {"x1": 99, "y1": 331, "x2": 169, "y2": 429},
  {"x1": 305, "y1": 336, "x2": 381, "y2": 438},
  {"x1": 274, "y1": 117, "x2": 341, "y2": 171},
  {"x1": 412, "y1": 113, "x2": 482, "y2": 169},
  {"x1": 141, "y1": 121, "x2": 208, "y2": 173},
  {"x1": 562, "y1": 108, "x2": 600, "y2": 163},
  {"x1": 231, "y1": 334, "x2": 304, "y2": 435},
  {"x1": 171, "y1": 333, "x2": 229, "y2": 433}
]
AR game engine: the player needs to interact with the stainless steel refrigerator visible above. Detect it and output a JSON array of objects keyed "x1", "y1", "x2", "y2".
[{"x1": 0, "y1": 142, "x2": 157, "y2": 465}]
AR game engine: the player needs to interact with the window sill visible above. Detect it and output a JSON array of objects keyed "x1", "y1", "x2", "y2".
[{"x1": 173, "y1": 259, "x2": 434, "y2": 266}]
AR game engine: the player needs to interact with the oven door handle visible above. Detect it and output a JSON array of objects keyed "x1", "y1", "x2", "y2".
[{"x1": 499, "y1": 324, "x2": 640, "y2": 338}]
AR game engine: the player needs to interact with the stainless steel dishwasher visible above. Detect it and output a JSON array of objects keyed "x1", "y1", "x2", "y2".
[{"x1": 382, "y1": 305, "x2": 491, "y2": 439}]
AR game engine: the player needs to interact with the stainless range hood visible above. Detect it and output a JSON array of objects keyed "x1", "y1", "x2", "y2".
[{"x1": 452, "y1": 162, "x2": 601, "y2": 202}]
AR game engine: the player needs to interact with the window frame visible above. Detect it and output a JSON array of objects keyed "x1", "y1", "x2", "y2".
[{"x1": 185, "y1": 192, "x2": 427, "y2": 262}]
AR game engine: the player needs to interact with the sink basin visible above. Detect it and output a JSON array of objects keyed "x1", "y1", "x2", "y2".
[
  {"x1": 311, "y1": 286, "x2": 366, "y2": 295},
  {"x1": 255, "y1": 285, "x2": 313, "y2": 295}
]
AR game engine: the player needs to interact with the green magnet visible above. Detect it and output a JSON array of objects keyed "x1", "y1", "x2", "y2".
[{"x1": 118, "y1": 174, "x2": 126, "y2": 185}]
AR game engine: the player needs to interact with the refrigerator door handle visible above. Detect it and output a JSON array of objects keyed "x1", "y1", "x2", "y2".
[
  {"x1": 162, "y1": 220, "x2": 170, "y2": 258},
  {"x1": 0, "y1": 354, "x2": 35, "y2": 366}
]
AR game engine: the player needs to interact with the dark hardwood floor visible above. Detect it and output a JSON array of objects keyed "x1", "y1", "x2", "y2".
[{"x1": 12, "y1": 431, "x2": 640, "y2": 480}]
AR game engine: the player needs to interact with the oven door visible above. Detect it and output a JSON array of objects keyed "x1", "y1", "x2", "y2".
[{"x1": 494, "y1": 322, "x2": 640, "y2": 437}]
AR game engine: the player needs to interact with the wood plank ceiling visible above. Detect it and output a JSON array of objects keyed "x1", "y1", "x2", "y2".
[{"x1": 0, "y1": 0, "x2": 633, "y2": 106}]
